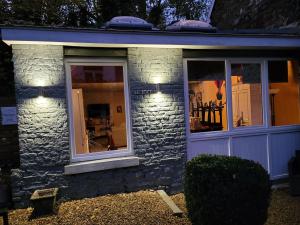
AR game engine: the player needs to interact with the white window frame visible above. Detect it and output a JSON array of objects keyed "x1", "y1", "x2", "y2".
[
  {"x1": 65, "y1": 58, "x2": 133, "y2": 163},
  {"x1": 184, "y1": 58, "x2": 300, "y2": 141},
  {"x1": 184, "y1": 58, "x2": 228, "y2": 137},
  {"x1": 228, "y1": 59, "x2": 266, "y2": 130}
]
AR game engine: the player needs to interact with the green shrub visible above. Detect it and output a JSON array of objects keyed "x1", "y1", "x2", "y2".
[{"x1": 184, "y1": 154, "x2": 271, "y2": 225}]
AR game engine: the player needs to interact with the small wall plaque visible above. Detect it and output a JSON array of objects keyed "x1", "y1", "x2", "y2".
[{"x1": 1, "y1": 107, "x2": 17, "y2": 125}]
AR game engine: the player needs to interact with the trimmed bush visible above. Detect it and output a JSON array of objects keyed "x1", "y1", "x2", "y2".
[{"x1": 184, "y1": 154, "x2": 271, "y2": 225}]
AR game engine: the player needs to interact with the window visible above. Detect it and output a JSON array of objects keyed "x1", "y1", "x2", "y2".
[
  {"x1": 186, "y1": 58, "x2": 300, "y2": 136},
  {"x1": 231, "y1": 63, "x2": 263, "y2": 128},
  {"x1": 187, "y1": 61, "x2": 227, "y2": 132},
  {"x1": 67, "y1": 60, "x2": 130, "y2": 161},
  {"x1": 268, "y1": 60, "x2": 300, "y2": 126}
]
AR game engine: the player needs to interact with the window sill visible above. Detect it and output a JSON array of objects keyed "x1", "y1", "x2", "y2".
[{"x1": 64, "y1": 156, "x2": 140, "y2": 175}]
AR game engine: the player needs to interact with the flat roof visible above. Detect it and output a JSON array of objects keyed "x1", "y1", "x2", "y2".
[{"x1": 1, "y1": 25, "x2": 300, "y2": 49}]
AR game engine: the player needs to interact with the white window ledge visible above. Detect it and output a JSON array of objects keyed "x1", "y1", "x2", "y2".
[{"x1": 64, "y1": 156, "x2": 140, "y2": 175}]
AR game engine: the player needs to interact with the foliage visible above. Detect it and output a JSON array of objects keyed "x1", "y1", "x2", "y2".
[
  {"x1": 184, "y1": 154, "x2": 271, "y2": 225},
  {"x1": 0, "y1": 0, "x2": 9, "y2": 24},
  {"x1": 147, "y1": 0, "x2": 166, "y2": 28},
  {"x1": 168, "y1": 0, "x2": 206, "y2": 20},
  {"x1": 0, "y1": 0, "x2": 211, "y2": 28}
]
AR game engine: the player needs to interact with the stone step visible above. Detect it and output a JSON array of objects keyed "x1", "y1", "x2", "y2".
[{"x1": 157, "y1": 190, "x2": 183, "y2": 217}]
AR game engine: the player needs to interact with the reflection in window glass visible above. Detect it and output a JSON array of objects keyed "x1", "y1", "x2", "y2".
[
  {"x1": 268, "y1": 60, "x2": 300, "y2": 126},
  {"x1": 187, "y1": 61, "x2": 227, "y2": 132},
  {"x1": 231, "y1": 63, "x2": 263, "y2": 127},
  {"x1": 71, "y1": 65, "x2": 127, "y2": 155}
]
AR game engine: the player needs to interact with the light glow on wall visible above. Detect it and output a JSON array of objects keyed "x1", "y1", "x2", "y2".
[
  {"x1": 152, "y1": 75, "x2": 162, "y2": 84},
  {"x1": 35, "y1": 79, "x2": 47, "y2": 87},
  {"x1": 151, "y1": 92, "x2": 170, "y2": 105},
  {"x1": 150, "y1": 72, "x2": 169, "y2": 85},
  {"x1": 18, "y1": 72, "x2": 54, "y2": 105},
  {"x1": 36, "y1": 95, "x2": 48, "y2": 105}
]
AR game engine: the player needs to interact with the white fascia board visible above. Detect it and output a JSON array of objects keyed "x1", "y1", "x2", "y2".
[{"x1": 1, "y1": 27, "x2": 300, "y2": 49}]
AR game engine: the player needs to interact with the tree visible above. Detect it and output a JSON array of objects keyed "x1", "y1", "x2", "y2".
[
  {"x1": 147, "y1": 0, "x2": 166, "y2": 28},
  {"x1": 0, "y1": 0, "x2": 209, "y2": 28},
  {"x1": 10, "y1": 0, "x2": 44, "y2": 24},
  {"x1": 0, "y1": 0, "x2": 10, "y2": 24},
  {"x1": 168, "y1": 0, "x2": 207, "y2": 21},
  {"x1": 92, "y1": 0, "x2": 147, "y2": 26}
]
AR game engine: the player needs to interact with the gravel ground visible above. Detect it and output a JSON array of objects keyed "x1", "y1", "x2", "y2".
[
  {"x1": 1, "y1": 188, "x2": 299, "y2": 225},
  {"x1": 3, "y1": 190, "x2": 190, "y2": 225},
  {"x1": 265, "y1": 188, "x2": 300, "y2": 225}
]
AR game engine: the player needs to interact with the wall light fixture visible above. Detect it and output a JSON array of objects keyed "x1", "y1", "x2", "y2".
[
  {"x1": 39, "y1": 86, "x2": 45, "y2": 97},
  {"x1": 156, "y1": 83, "x2": 161, "y2": 93}
]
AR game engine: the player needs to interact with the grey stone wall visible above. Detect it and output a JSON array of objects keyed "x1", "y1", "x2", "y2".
[
  {"x1": 11, "y1": 45, "x2": 187, "y2": 208},
  {"x1": 128, "y1": 47, "x2": 186, "y2": 192},
  {"x1": 211, "y1": 0, "x2": 300, "y2": 29},
  {"x1": 11, "y1": 45, "x2": 70, "y2": 207}
]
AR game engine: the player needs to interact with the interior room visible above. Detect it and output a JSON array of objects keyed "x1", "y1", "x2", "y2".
[
  {"x1": 71, "y1": 65, "x2": 127, "y2": 155},
  {"x1": 231, "y1": 63, "x2": 263, "y2": 127},
  {"x1": 188, "y1": 59, "x2": 300, "y2": 133},
  {"x1": 268, "y1": 60, "x2": 300, "y2": 126},
  {"x1": 188, "y1": 60, "x2": 227, "y2": 132}
]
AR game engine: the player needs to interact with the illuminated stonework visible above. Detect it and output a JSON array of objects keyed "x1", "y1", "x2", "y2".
[{"x1": 10, "y1": 45, "x2": 187, "y2": 208}]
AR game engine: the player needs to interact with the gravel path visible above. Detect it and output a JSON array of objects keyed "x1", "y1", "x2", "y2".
[
  {"x1": 4, "y1": 190, "x2": 190, "y2": 225},
  {"x1": 1, "y1": 188, "x2": 299, "y2": 225},
  {"x1": 265, "y1": 188, "x2": 300, "y2": 225}
]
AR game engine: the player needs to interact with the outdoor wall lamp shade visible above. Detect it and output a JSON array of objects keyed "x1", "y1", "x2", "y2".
[
  {"x1": 156, "y1": 83, "x2": 161, "y2": 93},
  {"x1": 38, "y1": 86, "x2": 45, "y2": 97},
  {"x1": 36, "y1": 86, "x2": 48, "y2": 105}
]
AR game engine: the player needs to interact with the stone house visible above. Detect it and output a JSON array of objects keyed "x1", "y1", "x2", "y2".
[{"x1": 1, "y1": 17, "x2": 300, "y2": 207}]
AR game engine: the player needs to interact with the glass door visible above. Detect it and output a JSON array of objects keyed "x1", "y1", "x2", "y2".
[{"x1": 229, "y1": 62, "x2": 264, "y2": 128}]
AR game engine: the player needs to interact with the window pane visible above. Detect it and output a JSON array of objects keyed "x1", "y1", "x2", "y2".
[
  {"x1": 231, "y1": 63, "x2": 263, "y2": 127},
  {"x1": 268, "y1": 60, "x2": 300, "y2": 126},
  {"x1": 187, "y1": 61, "x2": 227, "y2": 132},
  {"x1": 71, "y1": 65, "x2": 127, "y2": 155}
]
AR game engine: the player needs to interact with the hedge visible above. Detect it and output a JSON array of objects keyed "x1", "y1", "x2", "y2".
[{"x1": 184, "y1": 154, "x2": 271, "y2": 225}]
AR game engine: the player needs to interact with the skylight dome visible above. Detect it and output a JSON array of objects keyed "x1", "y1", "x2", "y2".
[
  {"x1": 166, "y1": 20, "x2": 216, "y2": 32},
  {"x1": 105, "y1": 16, "x2": 153, "y2": 30}
]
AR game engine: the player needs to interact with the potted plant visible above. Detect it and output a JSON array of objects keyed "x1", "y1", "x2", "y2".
[{"x1": 30, "y1": 188, "x2": 59, "y2": 215}]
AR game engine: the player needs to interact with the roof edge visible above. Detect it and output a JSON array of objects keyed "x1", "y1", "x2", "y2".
[{"x1": 1, "y1": 26, "x2": 300, "y2": 49}]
